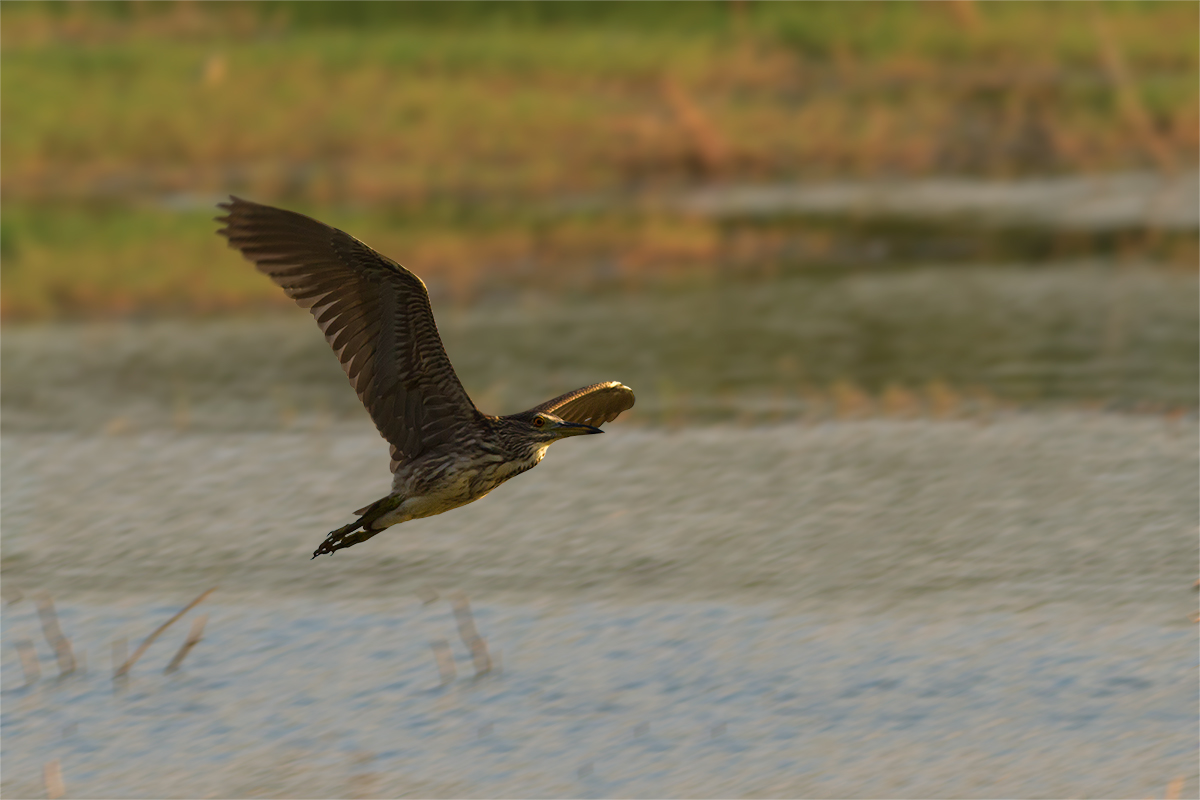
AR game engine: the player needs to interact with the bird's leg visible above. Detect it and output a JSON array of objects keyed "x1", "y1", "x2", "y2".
[
  {"x1": 312, "y1": 494, "x2": 405, "y2": 559},
  {"x1": 312, "y1": 522, "x2": 382, "y2": 558}
]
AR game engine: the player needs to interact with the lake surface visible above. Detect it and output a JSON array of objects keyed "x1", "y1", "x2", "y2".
[
  {"x1": 2, "y1": 592, "x2": 1195, "y2": 798},
  {"x1": 3, "y1": 417, "x2": 1196, "y2": 798},
  {"x1": 2, "y1": 262, "x2": 1197, "y2": 797}
]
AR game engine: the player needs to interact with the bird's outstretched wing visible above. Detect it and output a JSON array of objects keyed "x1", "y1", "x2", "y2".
[
  {"x1": 217, "y1": 196, "x2": 480, "y2": 470},
  {"x1": 527, "y1": 381, "x2": 635, "y2": 426}
]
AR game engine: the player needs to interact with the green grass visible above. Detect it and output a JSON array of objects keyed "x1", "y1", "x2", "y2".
[
  {"x1": 7, "y1": 195, "x2": 1195, "y2": 323},
  {"x1": 1, "y1": 1, "x2": 1197, "y2": 319},
  {"x1": 5, "y1": 1, "x2": 1194, "y2": 190}
]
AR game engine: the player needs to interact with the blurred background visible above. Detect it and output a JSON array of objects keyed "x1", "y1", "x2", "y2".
[{"x1": 2, "y1": 2, "x2": 1197, "y2": 798}]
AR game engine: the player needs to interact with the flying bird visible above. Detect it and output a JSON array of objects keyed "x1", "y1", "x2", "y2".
[{"x1": 217, "y1": 197, "x2": 634, "y2": 558}]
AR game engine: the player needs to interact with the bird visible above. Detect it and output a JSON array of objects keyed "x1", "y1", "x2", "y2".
[{"x1": 216, "y1": 197, "x2": 635, "y2": 558}]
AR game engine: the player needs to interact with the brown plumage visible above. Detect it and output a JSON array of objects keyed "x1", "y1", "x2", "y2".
[{"x1": 217, "y1": 197, "x2": 634, "y2": 557}]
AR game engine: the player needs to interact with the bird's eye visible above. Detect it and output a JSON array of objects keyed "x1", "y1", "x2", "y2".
[{"x1": 533, "y1": 417, "x2": 545, "y2": 428}]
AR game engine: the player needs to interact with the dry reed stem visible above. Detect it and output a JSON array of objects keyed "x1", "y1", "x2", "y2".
[
  {"x1": 35, "y1": 594, "x2": 76, "y2": 677},
  {"x1": 1091, "y1": 11, "x2": 1176, "y2": 175},
  {"x1": 430, "y1": 639, "x2": 457, "y2": 684},
  {"x1": 450, "y1": 592, "x2": 480, "y2": 647},
  {"x1": 164, "y1": 613, "x2": 208, "y2": 674},
  {"x1": 115, "y1": 586, "x2": 216, "y2": 678},
  {"x1": 43, "y1": 759, "x2": 64, "y2": 800},
  {"x1": 111, "y1": 637, "x2": 128, "y2": 687},
  {"x1": 449, "y1": 592, "x2": 492, "y2": 677},
  {"x1": 661, "y1": 76, "x2": 729, "y2": 176},
  {"x1": 14, "y1": 639, "x2": 41, "y2": 686},
  {"x1": 1165, "y1": 775, "x2": 1184, "y2": 800},
  {"x1": 469, "y1": 637, "x2": 493, "y2": 678}
]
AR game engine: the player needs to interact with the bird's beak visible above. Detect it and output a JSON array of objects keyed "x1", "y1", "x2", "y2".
[{"x1": 555, "y1": 420, "x2": 603, "y2": 436}]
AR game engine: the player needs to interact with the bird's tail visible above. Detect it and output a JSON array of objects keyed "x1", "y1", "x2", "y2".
[{"x1": 312, "y1": 494, "x2": 404, "y2": 559}]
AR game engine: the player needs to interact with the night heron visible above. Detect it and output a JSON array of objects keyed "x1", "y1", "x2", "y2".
[{"x1": 217, "y1": 197, "x2": 635, "y2": 558}]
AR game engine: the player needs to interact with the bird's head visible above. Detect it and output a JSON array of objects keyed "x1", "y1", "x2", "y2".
[
  {"x1": 497, "y1": 410, "x2": 601, "y2": 456},
  {"x1": 495, "y1": 410, "x2": 604, "y2": 464},
  {"x1": 514, "y1": 411, "x2": 603, "y2": 443}
]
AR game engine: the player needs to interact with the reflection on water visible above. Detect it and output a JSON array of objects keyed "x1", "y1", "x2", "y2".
[{"x1": 2, "y1": 262, "x2": 1196, "y2": 436}]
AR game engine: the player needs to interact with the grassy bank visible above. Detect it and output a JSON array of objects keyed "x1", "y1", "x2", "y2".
[
  {"x1": 2, "y1": 1, "x2": 1197, "y2": 319},
  {"x1": 4, "y1": 199, "x2": 1198, "y2": 322},
  {"x1": 6, "y1": 2, "x2": 1195, "y2": 199}
]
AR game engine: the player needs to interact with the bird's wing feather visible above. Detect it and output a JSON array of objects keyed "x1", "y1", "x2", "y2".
[
  {"x1": 527, "y1": 381, "x2": 635, "y2": 426},
  {"x1": 217, "y1": 196, "x2": 480, "y2": 470}
]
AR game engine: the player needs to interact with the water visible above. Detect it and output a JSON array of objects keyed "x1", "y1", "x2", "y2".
[
  {"x1": 2, "y1": 597, "x2": 1194, "y2": 798},
  {"x1": 3, "y1": 262, "x2": 1198, "y2": 797},
  {"x1": 3, "y1": 417, "x2": 1196, "y2": 797},
  {"x1": 3, "y1": 418, "x2": 1196, "y2": 606},
  {"x1": 2, "y1": 263, "x2": 1197, "y2": 436},
  {"x1": 675, "y1": 170, "x2": 1200, "y2": 231}
]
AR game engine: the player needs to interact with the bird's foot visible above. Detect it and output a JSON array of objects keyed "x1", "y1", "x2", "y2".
[
  {"x1": 312, "y1": 521, "x2": 379, "y2": 558},
  {"x1": 312, "y1": 495, "x2": 403, "y2": 558}
]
